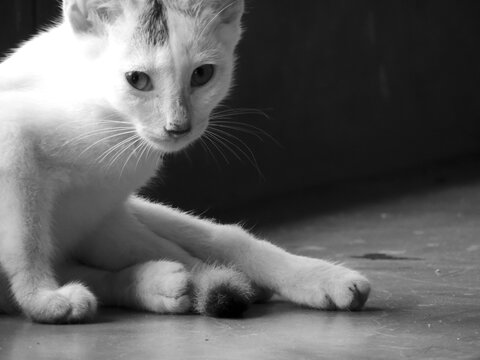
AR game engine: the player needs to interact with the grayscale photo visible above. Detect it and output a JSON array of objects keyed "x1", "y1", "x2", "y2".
[{"x1": 0, "y1": 1, "x2": 478, "y2": 359}]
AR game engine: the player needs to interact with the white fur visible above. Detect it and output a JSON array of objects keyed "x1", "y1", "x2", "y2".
[{"x1": 0, "y1": 0, "x2": 370, "y2": 323}]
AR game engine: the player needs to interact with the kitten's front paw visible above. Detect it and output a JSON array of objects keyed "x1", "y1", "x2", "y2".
[
  {"x1": 282, "y1": 263, "x2": 371, "y2": 311},
  {"x1": 24, "y1": 283, "x2": 97, "y2": 324},
  {"x1": 132, "y1": 261, "x2": 192, "y2": 314}
]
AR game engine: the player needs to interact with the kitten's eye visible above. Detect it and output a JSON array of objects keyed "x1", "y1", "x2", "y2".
[
  {"x1": 125, "y1": 71, "x2": 153, "y2": 91},
  {"x1": 191, "y1": 65, "x2": 215, "y2": 88}
]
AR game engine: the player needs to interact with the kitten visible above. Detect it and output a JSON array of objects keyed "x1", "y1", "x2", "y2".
[{"x1": 0, "y1": 0, "x2": 370, "y2": 323}]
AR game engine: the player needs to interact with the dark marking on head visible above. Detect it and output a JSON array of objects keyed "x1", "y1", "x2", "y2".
[{"x1": 140, "y1": 0, "x2": 169, "y2": 45}]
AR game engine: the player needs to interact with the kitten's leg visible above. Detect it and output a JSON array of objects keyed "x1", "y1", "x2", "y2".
[
  {"x1": 63, "y1": 260, "x2": 254, "y2": 317},
  {"x1": 77, "y1": 207, "x2": 254, "y2": 317},
  {"x1": 0, "y1": 158, "x2": 96, "y2": 323},
  {"x1": 58, "y1": 261, "x2": 191, "y2": 314},
  {"x1": 75, "y1": 207, "x2": 201, "y2": 271},
  {"x1": 129, "y1": 197, "x2": 370, "y2": 311}
]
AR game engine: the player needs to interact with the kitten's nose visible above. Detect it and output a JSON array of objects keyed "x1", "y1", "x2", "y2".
[{"x1": 164, "y1": 124, "x2": 191, "y2": 137}]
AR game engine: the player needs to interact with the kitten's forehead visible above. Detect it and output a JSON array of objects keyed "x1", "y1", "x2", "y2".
[
  {"x1": 137, "y1": 0, "x2": 236, "y2": 46},
  {"x1": 139, "y1": 0, "x2": 169, "y2": 46}
]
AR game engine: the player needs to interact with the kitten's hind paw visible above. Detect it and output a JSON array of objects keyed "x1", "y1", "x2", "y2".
[
  {"x1": 129, "y1": 261, "x2": 192, "y2": 314},
  {"x1": 23, "y1": 283, "x2": 97, "y2": 324},
  {"x1": 193, "y1": 265, "x2": 253, "y2": 318}
]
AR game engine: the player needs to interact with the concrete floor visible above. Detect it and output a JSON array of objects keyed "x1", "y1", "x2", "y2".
[{"x1": 1, "y1": 164, "x2": 480, "y2": 360}]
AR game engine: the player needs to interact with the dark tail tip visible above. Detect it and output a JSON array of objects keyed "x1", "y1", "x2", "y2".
[{"x1": 203, "y1": 284, "x2": 251, "y2": 318}]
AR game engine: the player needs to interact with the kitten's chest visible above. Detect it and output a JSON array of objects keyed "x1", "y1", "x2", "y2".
[
  {"x1": 47, "y1": 155, "x2": 160, "y2": 250},
  {"x1": 51, "y1": 185, "x2": 127, "y2": 248}
]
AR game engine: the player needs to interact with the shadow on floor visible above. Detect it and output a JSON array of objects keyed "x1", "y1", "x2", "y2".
[{"x1": 213, "y1": 155, "x2": 480, "y2": 229}]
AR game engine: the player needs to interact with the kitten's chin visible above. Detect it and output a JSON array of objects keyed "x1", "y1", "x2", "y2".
[
  {"x1": 140, "y1": 131, "x2": 200, "y2": 154},
  {"x1": 137, "y1": 121, "x2": 208, "y2": 154}
]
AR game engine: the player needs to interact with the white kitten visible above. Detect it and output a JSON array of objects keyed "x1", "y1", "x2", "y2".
[{"x1": 0, "y1": 0, "x2": 370, "y2": 323}]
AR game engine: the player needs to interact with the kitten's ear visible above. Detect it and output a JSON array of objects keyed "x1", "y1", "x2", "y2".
[
  {"x1": 63, "y1": 0, "x2": 122, "y2": 34},
  {"x1": 213, "y1": 0, "x2": 244, "y2": 46},
  {"x1": 218, "y1": 0, "x2": 244, "y2": 25}
]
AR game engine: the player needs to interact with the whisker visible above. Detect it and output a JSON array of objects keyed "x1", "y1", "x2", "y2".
[
  {"x1": 207, "y1": 130, "x2": 243, "y2": 162},
  {"x1": 199, "y1": 137, "x2": 220, "y2": 168},
  {"x1": 96, "y1": 134, "x2": 138, "y2": 164},
  {"x1": 209, "y1": 123, "x2": 264, "y2": 142},
  {"x1": 120, "y1": 138, "x2": 145, "y2": 177},
  {"x1": 135, "y1": 140, "x2": 152, "y2": 171},
  {"x1": 96, "y1": 135, "x2": 137, "y2": 163},
  {"x1": 210, "y1": 119, "x2": 282, "y2": 147},
  {"x1": 62, "y1": 127, "x2": 135, "y2": 148},
  {"x1": 56, "y1": 119, "x2": 132, "y2": 133},
  {"x1": 145, "y1": 142, "x2": 156, "y2": 162},
  {"x1": 209, "y1": 128, "x2": 265, "y2": 180},
  {"x1": 77, "y1": 130, "x2": 138, "y2": 159},
  {"x1": 210, "y1": 127, "x2": 256, "y2": 160},
  {"x1": 212, "y1": 107, "x2": 271, "y2": 119},
  {"x1": 203, "y1": 131, "x2": 230, "y2": 165},
  {"x1": 107, "y1": 136, "x2": 143, "y2": 173}
]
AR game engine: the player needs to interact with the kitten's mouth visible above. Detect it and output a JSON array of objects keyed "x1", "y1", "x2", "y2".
[
  {"x1": 136, "y1": 119, "x2": 209, "y2": 154},
  {"x1": 139, "y1": 127, "x2": 204, "y2": 154}
]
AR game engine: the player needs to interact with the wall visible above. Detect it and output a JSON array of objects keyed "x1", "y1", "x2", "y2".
[{"x1": 1, "y1": 1, "x2": 480, "y2": 214}]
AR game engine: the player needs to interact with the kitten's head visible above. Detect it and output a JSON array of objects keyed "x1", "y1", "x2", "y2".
[{"x1": 63, "y1": 0, "x2": 244, "y2": 153}]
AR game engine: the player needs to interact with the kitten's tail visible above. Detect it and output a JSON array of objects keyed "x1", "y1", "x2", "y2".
[{"x1": 191, "y1": 264, "x2": 254, "y2": 318}]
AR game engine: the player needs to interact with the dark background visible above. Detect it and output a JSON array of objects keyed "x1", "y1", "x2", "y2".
[{"x1": 2, "y1": 1, "x2": 480, "y2": 218}]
